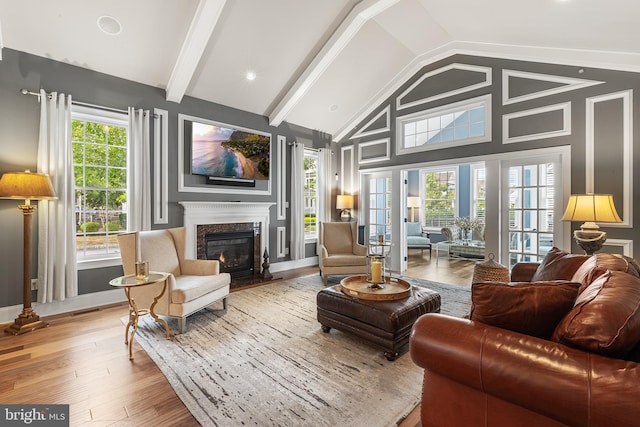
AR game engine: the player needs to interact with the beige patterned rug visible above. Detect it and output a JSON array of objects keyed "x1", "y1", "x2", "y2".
[{"x1": 133, "y1": 274, "x2": 471, "y2": 426}]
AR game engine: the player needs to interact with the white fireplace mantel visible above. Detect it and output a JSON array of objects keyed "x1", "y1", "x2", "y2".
[{"x1": 179, "y1": 201, "x2": 275, "y2": 259}]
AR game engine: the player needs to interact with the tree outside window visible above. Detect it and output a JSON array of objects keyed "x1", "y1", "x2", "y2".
[
  {"x1": 423, "y1": 169, "x2": 456, "y2": 228},
  {"x1": 303, "y1": 150, "x2": 318, "y2": 239}
]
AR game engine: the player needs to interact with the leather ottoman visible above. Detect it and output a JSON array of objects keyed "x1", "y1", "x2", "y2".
[{"x1": 316, "y1": 284, "x2": 440, "y2": 361}]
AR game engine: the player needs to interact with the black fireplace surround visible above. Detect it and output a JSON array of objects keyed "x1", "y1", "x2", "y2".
[{"x1": 204, "y1": 230, "x2": 254, "y2": 278}]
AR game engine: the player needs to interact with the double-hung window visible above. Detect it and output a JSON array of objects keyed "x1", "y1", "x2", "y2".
[
  {"x1": 422, "y1": 167, "x2": 457, "y2": 228},
  {"x1": 72, "y1": 107, "x2": 128, "y2": 262},
  {"x1": 303, "y1": 149, "x2": 318, "y2": 240}
]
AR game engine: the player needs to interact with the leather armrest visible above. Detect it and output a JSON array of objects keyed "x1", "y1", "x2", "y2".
[
  {"x1": 180, "y1": 258, "x2": 220, "y2": 275},
  {"x1": 410, "y1": 313, "x2": 640, "y2": 427},
  {"x1": 510, "y1": 262, "x2": 539, "y2": 282}
]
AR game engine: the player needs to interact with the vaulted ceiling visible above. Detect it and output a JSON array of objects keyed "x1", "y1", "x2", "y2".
[{"x1": 2, "y1": 0, "x2": 640, "y2": 141}]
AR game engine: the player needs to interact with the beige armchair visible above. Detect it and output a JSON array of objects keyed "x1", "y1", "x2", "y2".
[
  {"x1": 117, "y1": 227, "x2": 231, "y2": 333},
  {"x1": 318, "y1": 222, "x2": 368, "y2": 284}
]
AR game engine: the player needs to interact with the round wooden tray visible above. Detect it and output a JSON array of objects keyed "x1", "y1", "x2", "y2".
[{"x1": 339, "y1": 275, "x2": 411, "y2": 301}]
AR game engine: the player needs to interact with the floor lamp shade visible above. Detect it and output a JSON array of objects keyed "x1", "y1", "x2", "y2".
[
  {"x1": 0, "y1": 170, "x2": 57, "y2": 335},
  {"x1": 561, "y1": 193, "x2": 622, "y2": 255}
]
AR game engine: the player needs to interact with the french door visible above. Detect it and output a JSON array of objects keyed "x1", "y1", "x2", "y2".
[{"x1": 501, "y1": 155, "x2": 564, "y2": 269}]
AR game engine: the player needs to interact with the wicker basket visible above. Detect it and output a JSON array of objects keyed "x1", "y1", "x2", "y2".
[{"x1": 472, "y1": 253, "x2": 509, "y2": 284}]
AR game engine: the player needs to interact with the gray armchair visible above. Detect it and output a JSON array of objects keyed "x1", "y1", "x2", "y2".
[{"x1": 407, "y1": 222, "x2": 431, "y2": 258}]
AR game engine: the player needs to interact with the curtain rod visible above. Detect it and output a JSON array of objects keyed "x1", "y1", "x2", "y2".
[
  {"x1": 20, "y1": 88, "x2": 158, "y2": 118},
  {"x1": 287, "y1": 141, "x2": 333, "y2": 154}
]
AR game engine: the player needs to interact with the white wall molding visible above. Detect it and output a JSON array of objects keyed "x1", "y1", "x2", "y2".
[
  {"x1": 396, "y1": 63, "x2": 492, "y2": 111},
  {"x1": 603, "y1": 238, "x2": 633, "y2": 257},
  {"x1": 276, "y1": 226, "x2": 286, "y2": 258},
  {"x1": 358, "y1": 138, "x2": 390, "y2": 164},
  {"x1": 340, "y1": 145, "x2": 355, "y2": 195},
  {"x1": 334, "y1": 40, "x2": 640, "y2": 142},
  {"x1": 502, "y1": 69, "x2": 604, "y2": 105},
  {"x1": 276, "y1": 135, "x2": 287, "y2": 220},
  {"x1": 350, "y1": 105, "x2": 390, "y2": 139},
  {"x1": 585, "y1": 90, "x2": 633, "y2": 228},
  {"x1": 502, "y1": 102, "x2": 571, "y2": 144},
  {"x1": 270, "y1": 256, "x2": 318, "y2": 273},
  {"x1": 153, "y1": 108, "x2": 169, "y2": 224}
]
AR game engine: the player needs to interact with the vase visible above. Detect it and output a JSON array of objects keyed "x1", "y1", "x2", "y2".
[{"x1": 461, "y1": 229, "x2": 472, "y2": 244}]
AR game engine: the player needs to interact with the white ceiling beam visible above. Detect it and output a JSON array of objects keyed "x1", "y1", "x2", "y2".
[
  {"x1": 166, "y1": 0, "x2": 227, "y2": 103},
  {"x1": 268, "y1": 0, "x2": 400, "y2": 128}
]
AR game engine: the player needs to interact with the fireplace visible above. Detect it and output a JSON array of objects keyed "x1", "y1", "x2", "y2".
[{"x1": 205, "y1": 230, "x2": 254, "y2": 277}]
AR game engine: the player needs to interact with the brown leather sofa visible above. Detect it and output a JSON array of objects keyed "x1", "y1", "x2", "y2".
[{"x1": 410, "y1": 249, "x2": 640, "y2": 427}]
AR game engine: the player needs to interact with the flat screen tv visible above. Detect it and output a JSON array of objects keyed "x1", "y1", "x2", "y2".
[{"x1": 190, "y1": 120, "x2": 270, "y2": 182}]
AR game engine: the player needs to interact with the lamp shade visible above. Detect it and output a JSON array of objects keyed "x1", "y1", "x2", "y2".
[
  {"x1": 407, "y1": 196, "x2": 421, "y2": 208},
  {"x1": 0, "y1": 170, "x2": 57, "y2": 201},
  {"x1": 336, "y1": 194, "x2": 354, "y2": 210},
  {"x1": 561, "y1": 194, "x2": 621, "y2": 223}
]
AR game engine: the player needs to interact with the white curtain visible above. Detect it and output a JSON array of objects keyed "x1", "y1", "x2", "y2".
[
  {"x1": 290, "y1": 142, "x2": 305, "y2": 260},
  {"x1": 37, "y1": 90, "x2": 77, "y2": 303},
  {"x1": 127, "y1": 108, "x2": 151, "y2": 231},
  {"x1": 316, "y1": 148, "x2": 333, "y2": 224}
]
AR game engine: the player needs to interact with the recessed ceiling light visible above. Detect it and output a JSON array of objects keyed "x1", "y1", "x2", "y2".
[
  {"x1": 246, "y1": 71, "x2": 257, "y2": 81},
  {"x1": 97, "y1": 15, "x2": 122, "y2": 36},
  {"x1": 329, "y1": 104, "x2": 340, "y2": 112}
]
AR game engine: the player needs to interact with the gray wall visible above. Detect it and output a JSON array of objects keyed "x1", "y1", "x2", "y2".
[
  {"x1": 0, "y1": 48, "x2": 327, "y2": 308},
  {"x1": 341, "y1": 54, "x2": 640, "y2": 259}
]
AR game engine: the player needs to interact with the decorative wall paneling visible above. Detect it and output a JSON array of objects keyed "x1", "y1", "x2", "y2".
[
  {"x1": 277, "y1": 135, "x2": 287, "y2": 220},
  {"x1": 502, "y1": 102, "x2": 571, "y2": 144},
  {"x1": 276, "y1": 226, "x2": 286, "y2": 258},
  {"x1": 502, "y1": 69, "x2": 603, "y2": 105},
  {"x1": 350, "y1": 105, "x2": 390, "y2": 139},
  {"x1": 396, "y1": 63, "x2": 492, "y2": 111},
  {"x1": 603, "y1": 239, "x2": 633, "y2": 257},
  {"x1": 359, "y1": 138, "x2": 390, "y2": 164},
  {"x1": 585, "y1": 90, "x2": 633, "y2": 228},
  {"x1": 340, "y1": 145, "x2": 355, "y2": 195},
  {"x1": 153, "y1": 108, "x2": 169, "y2": 224}
]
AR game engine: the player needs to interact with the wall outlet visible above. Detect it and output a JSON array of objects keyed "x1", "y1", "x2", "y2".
[{"x1": 31, "y1": 279, "x2": 38, "y2": 290}]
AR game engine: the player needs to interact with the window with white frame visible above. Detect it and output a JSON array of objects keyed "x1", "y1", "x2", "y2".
[
  {"x1": 422, "y1": 167, "x2": 457, "y2": 228},
  {"x1": 397, "y1": 95, "x2": 491, "y2": 154},
  {"x1": 471, "y1": 164, "x2": 486, "y2": 222},
  {"x1": 303, "y1": 149, "x2": 318, "y2": 239},
  {"x1": 368, "y1": 175, "x2": 392, "y2": 242},
  {"x1": 72, "y1": 108, "x2": 128, "y2": 260}
]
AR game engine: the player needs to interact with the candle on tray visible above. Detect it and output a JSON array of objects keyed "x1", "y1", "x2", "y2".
[{"x1": 371, "y1": 260, "x2": 382, "y2": 283}]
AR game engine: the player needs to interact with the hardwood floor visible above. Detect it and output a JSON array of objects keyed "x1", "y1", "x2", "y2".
[{"x1": 0, "y1": 258, "x2": 472, "y2": 426}]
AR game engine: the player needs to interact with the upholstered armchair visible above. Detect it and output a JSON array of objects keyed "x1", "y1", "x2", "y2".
[
  {"x1": 117, "y1": 227, "x2": 231, "y2": 333},
  {"x1": 318, "y1": 222, "x2": 368, "y2": 284}
]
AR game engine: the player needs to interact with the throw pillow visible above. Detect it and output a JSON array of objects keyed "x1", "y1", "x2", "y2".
[
  {"x1": 531, "y1": 247, "x2": 590, "y2": 282},
  {"x1": 552, "y1": 270, "x2": 640, "y2": 359},
  {"x1": 571, "y1": 253, "x2": 640, "y2": 293},
  {"x1": 470, "y1": 281, "x2": 580, "y2": 339}
]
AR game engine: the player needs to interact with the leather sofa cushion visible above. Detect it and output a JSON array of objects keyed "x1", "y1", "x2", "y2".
[
  {"x1": 571, "y1": 253, "x2": 640, "y2": 293},
  {"x1": 531, "y1": 247, "x2": 590, "y2": 282},
  {"x1": 552, "y1": 270, "x2": 640, "y2": 358},
  {"x1": 470, "y1": 281, "x2": 580, "y2": 339}
]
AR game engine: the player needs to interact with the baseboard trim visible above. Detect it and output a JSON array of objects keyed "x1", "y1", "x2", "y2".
[
  {"x1": 0, "y1": 289, "x2": 127, "y2": 324},
  {"x1": 270, "y1": 256, "x2": 318, "y2": 273}
]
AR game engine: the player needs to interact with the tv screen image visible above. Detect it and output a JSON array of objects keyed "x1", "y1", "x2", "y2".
[{"x1": 191, "y1": 121, "x2": 270, "y2": 180}]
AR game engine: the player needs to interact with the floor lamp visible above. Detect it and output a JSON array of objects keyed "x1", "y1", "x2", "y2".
[{"x1": 0, "y1": 170, "x2": 57, "y2": 335}]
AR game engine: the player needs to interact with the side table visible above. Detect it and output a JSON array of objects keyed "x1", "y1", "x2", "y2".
[{"x1": 110, "y1": 272, "x2": 171, "y2": 360}]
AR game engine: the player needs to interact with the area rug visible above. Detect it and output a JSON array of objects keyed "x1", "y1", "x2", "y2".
[{"x1": 133, "y1": 274, "x2": 471, "y2": 426}]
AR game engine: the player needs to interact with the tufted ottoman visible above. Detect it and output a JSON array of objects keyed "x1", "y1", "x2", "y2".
[{"x1": 317, "y1": 284, "x2": 441, "y2": 361}]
